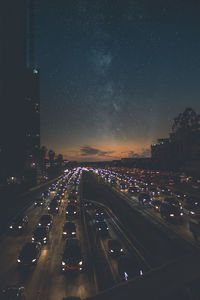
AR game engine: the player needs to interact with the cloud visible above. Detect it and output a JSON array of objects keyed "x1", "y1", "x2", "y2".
[
  {"x1": 80, "y1": 145, "x2": 114, "y2": 157},
  {"x1": 127, "y1": 148, "x2": 151, "y2": 158}
]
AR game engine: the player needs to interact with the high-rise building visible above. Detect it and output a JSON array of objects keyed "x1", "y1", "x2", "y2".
[{"x1": 0, "y1": 0, "x2": 40, "y2": 184}]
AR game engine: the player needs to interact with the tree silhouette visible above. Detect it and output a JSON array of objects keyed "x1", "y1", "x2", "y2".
[
  {"x1": 172, "y1": 108, "x2": 200, "y2": 134},
  {"x1": 48, "y1": 149, "x2": 55, "y2": 167}
]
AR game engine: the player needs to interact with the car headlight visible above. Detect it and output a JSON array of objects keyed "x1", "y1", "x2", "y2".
[
  {"x1": 17, "y1": 259, "x2": 21, "y2": 263},
  {"x1": 35, "y1": 202, "x2": 37, "y2": 205},
  {"x1": 180, "y1": 213, "x2": 183, "y2": 216},
  {"x1": 98, "y1": 228, "x2": 101, "y2": 231},
  {"x1": 62, "y1": 261, "x2": 65, "y2": 265},
  {"x1": 32, "y1": 258, "x2": 36, "y2": 262},
  {"x1": 38, "y1": 223, "x2": 41, "y2": 226},
  {"x1": 63, "y1": 232, "x2": 67, "y2": 235},
  {"x1": 43, "y1": 237, "x2": 47, "y2": 240},
  {"x1": 107, "y1": 227, "x2": 109, "y2": 230},
  {"x1": 32, "y1": 237, "x2": 35, "y2": 241},
  {"x1": 66, "y1": 212, "x2": 69, "y2": 214},
  {"x1": 74, "y1": 211, "x2": 76, "y2": 214},
  {"x1": 56, "y1": 207, "x2": 58, "y2": 210},
  {"x1": 40, "y1": 203, "x2": 43, "y2": 205},
  {"x1": 72, "y1": 232, "x2": 76, "y2": 235},
  {"x1": 120, "y1": 248, "x2": 124, "y2": 252},
  {"x1": 18, "y1": 226, "x2": 22, "y2": 229},
  {"x1": 48, "y1": 207, "x2": 50, "y2": 210},
  {"x1": 170, "y1": 214, "x2": 174, "y2": 217},
  {"x1": 110, "y1": 249, "x2": 114, "y2": 253},
  {"x1": 190, "y1": 211, "x2": 195, "y2": 215},
  {"x1": 9, "y1": 225, "x2": 13, "y2": 229},
  {"x1": 79, "y1": 261, "x2": 82, "y2": 265}
]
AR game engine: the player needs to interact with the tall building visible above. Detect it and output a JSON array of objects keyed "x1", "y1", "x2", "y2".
[{"x1": 0, "y1": 0, "x2": 40, "y2": 184}]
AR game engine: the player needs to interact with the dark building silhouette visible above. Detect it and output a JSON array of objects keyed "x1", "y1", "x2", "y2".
[{"x1": 0, "y1": 0, "x2": 40, "y2": 184}]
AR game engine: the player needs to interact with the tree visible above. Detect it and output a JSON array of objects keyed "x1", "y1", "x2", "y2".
[
  {"x1": 48, "y1": 149, "x2": 55, "y2": 167},
  {"x1": 172, "y1": 108, "x2": 200, "y2": 134},
  {"x1": 57, "y1": 154, "x2": 63, "y2": 167}
]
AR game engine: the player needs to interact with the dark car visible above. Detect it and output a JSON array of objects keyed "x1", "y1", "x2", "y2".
[
  {"x1": 0, "y1": 286, "x2": 26, "y2": 299},
  {"x1": 138, "y1": 193, "x2": 151, "y2": 204},
  {"x1": 38, "y1": 214, "x2": 53, "y2": 228},
  {"x1": 34, "y1": 198, "x2": 45, "y2": 207},
  {"x1": 118, "y1": 256, "x2": 143, "y2": 281},
  {"x1": 96, "y1": 221, "x2": 109, "y2": 236},
  {"x1": 95, "y1": 208, "x2": 104, "y2": 216},
  {"x1": 148, "y1": 186, "x2": 160, "y2": 197},
  {"x1": 41, "y1": 190, "x2": 50, "y2": 198},
  {"x1": 163, "y1": 197, "x2": 183, "y2": 210},
  {"x1": 32, "y1": 226, "x2": 49, "y2": 245},
  {"x1": 160, "y1": 202, "x2": 183, "y2": 221},
  {"x1": 128, "y1": 186, "x2": 140, "y2": 195},
  {"x1": 95, "y1": 214, "x2": 105, "y2": 223},
  {"x1": 159, "y1": 186, "x2": 171, "y2": 195},
  {"x1": 61, "y1": 239, "x2": 83, "y2": 272},
  {"x1": 62, "y1": 222, "x2": 76, "y2": 238},
  {"x1": 17, "y1": 242, "x2": 41, "y2": 267},
  {"x1": 119, "y1": 182, "x2": 128, "y2": 191},
  {"x1": 185, "y1": 198, "x2": 200, "y2": 217},
  {"x1": 54, "y1": 195, "x2": 62, "y2": 205},
  {"x1": 150, "y1": 200, "x2": 162, "y2": 212},
  {"x1": 68, "y1": 197, "x2": 78, "y2": 205},
  {"x1": 66, "y1": 204, "x2": 78, "y2": 217},
  {"x1": 48, "y1": 199, "x2": 59, "y2": 214},
  {"x1": 9, "y1": 216, "x2": 28, "y2": 233},
  {"x1": 108, "y1": 239, "x2": 124, "y2": 256},
  {"x1": 174, "y1": 191, "x2": 188, "y2": 199}
]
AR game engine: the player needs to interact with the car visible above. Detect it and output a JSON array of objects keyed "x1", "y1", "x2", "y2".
[
  {"x1": 148, "y1": 186, "x2": 160, "y2": 197},
  {"x1": 66, "y1": 204, "x2": 78, "y2": 217},
  {"x1": 41, "y1": 190, "x2": 50, "y2": 198},
  {"x1": 38, "y1": 214, "x2": 53, "y2": 228},
  {"x1": 163, "y1": 197, "x2": 183, "y2": 210},
  {"x1": 48, "y1": 199, "x2": 59, "y2": 214},
  {"x1": 150, "y1": 200, "x2": 162, "y2": 212},
  {"x1": 108, "y1": 239, "x2": 124, "y2": 256},
  {"x1": 62, "y1": 222, "x2": 76, "y2": 238},
  {"x1": 138, "y1": 193, "x2": 151, "y2": 204},
  {"x1": 95, "y1": 214, "x2": 105, "y2": 223},
  {"x1": 184, "y1": 198, "x2": 200, "y2": 217},
  {"x1": 174, "y1": 191, "x2": 188, "y2": 200},
  {"x1": 96, "y1": 221, "x2": 109, "y2": 236},
  {"x1": 160, "y1": 202, "x2": 183, "y2": 221},
  {"x1": 9, "y1": 215, "x2": 28, "y2": 233},
  {"x1": 32, "y1": 226, "x2": 49, "y2": 244},
  {"x1": 118, "y1": 256, "x2": 143, "y2": 281},
  {"x1": 119, "y1": 182, "x2": 128, "y2": 192},
  {"x1": 34, "y1": 198, "x2": 45, "y2": 207},
  {"x1": 0, "y1": 286, "x2": 26, "y2": 299},
  {"x1": 128, "y1": 186, "x2": 139, "y2": 194},
  {"x1": 61, "y1": 239, "x2": 83, "y2": 272},
  {"x1": 95, "y1": 208, "x2": 104, "y2": 216},
  {"x1": 68, "y1": 197, "x2": 78, "y2": 205},
  {"x1": 159, "y1": 186, "x2": 171, "y2": 195},
  {"x1": 17, "y1": 242, "x2": 41, "y2": 267}
]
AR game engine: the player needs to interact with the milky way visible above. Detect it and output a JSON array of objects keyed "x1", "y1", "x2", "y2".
[{"x1": 35, "y1": 0, "x2": 200, "y2": 161}]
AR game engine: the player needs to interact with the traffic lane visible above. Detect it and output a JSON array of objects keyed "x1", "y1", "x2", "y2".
[
  {"x1": 0, "y1": 176, "x2": 62, "y2": 235},
  {"x1": 25, "y1": 200, "x2": 93, "y2": 300},
  {"x1": 82, "y1": 172, "x2": 194, "y2": 267},
  {"x1": 0, "y1": 184, "x2": 94, "y2": 299},
  {"x1": 93, "y1": 203, "x2": 150, "y2": 283},
  {"x1": 121, "y1": 191, "x2": 200, "y2": 247}
]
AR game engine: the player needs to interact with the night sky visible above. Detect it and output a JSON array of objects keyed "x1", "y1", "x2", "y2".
[{"x1": 35, "y1": 0, "x2": 200, "y2": 161}]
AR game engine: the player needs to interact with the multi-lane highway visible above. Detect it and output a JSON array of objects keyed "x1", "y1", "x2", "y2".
[{"x1": 0, "y1": 167, "x2": 199, "y2": 299}]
